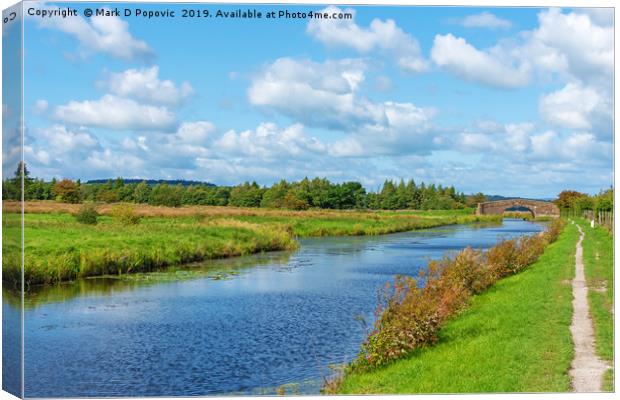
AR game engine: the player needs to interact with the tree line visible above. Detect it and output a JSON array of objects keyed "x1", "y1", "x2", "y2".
[
  {"x1": 554, "y1": 189, "x2": 613, "y2": 213},
  {"x1": 2, "y1": 163, "x2": 478, "y2": 210}
]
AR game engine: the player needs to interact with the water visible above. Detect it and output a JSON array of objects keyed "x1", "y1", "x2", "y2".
[{"x1": 4, "y1": 219, "x2": 545, "y2": 397}]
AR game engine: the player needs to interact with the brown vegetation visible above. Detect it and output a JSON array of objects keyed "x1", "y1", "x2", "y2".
[
  {"x1": 351, "y1": 218, "x2": 565, "y2": 370},
  {"x1": 5, "y1": 200, "x2": 456, "y2": 220}
]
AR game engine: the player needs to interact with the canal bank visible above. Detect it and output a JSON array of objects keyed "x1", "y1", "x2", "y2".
[{"x1": 338, "y1": 221, "x2": 579, "y2": 393}]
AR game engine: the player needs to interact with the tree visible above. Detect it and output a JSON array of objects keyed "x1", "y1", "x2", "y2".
[
  {"x1": 554, "y1": 190, "x2": 587, "y2": 210},
  {"x1": 595, "y1": 188, "x2": 613, "y2": 212},
  {"x1": 283, "y1": 189, "x2": 310, "y2": 210},
  {"x1": 149, "y1": 183, "x2": 182, "y2": 207},
  {"x1": 380, "y1": 180, "x2": 398, "y2": 210},
  {"x1": 261, "y1": 180, "x2": 290, "y2": 208},
  {"x1": 133, "y1": 181, "x2": 151, "y2": 203},
  {"x1": 229, "y1": 182, "x2": 264, "y2": 207},
  {"x1": 52, "y1": 179, "x2": 81, "y2": 203}
]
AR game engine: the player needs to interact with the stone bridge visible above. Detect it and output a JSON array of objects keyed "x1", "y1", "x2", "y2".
[{"x1": 476, "y1": 199, "x2": 560, "y2": 218}]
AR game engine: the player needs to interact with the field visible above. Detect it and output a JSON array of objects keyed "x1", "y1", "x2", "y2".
[
  {"x1": 2, "y1": 201, "x2": 498, "y2": 286},
  {"x1": 338, "y1": 222, "x2": 578, "y2": 393}
]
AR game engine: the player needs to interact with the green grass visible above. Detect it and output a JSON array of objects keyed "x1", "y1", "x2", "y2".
[
  {"x1": 3, "y1": 213, "x2": 297, "y2": 286},
  {"x1": 338, "y1": 222, "x2": 578, "y2": 394},
  {"x1": 3, "y1": 209, "x2": 498, "y2": 286},
  {"x1": 577, "y1": 218, "x2": 613, "y2": 390},
  {"x1": 236, "y1": 213, "x2": 494, "y2": 237}
]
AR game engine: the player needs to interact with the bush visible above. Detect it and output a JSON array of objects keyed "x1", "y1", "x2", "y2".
[
  {"x1": 111, "y1": 204, "x2": 141, "y2": 225},
  {"x1": 149, "y1": 183, "x2": 183, "y2": 207},
  {"x1": 52, "y1": 179, "x2": 81, "y2": 203},
  {"x1": 352, "y1": 218, "x2": 566, "y2": 370},
  {"x1": 75, "y1": 203, "x2": 99, "y2": 225}
]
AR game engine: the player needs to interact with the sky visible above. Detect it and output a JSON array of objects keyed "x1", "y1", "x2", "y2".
[{"x1": 6, "y1": 2, "x2": 614, "y2": 197}]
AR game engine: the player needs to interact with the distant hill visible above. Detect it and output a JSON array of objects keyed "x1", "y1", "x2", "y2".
[
  {"x1": 85, "y1": 179, "x2": 216, "y2": 187},
  {"x1": 484, "y1": 194, "x2": 554, "y2": 202}
]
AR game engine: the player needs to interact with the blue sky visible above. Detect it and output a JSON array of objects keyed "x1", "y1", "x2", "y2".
[{"x1": 12, "y1": 3, "x2": 614, "y2": 197}]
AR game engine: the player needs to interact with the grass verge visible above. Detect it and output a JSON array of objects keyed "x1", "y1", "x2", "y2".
[
  {"x1": 337, "y1": 221, "x2": 578, "y2": 393},
  {"x1": 577, "y1": 218, "x2": 613, "y2": 391}
]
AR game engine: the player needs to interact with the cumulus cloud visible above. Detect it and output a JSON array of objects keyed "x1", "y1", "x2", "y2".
[
  {"x1": 458, "y1": 120, "x2": 610, "y2": 168},
  {"x1": 85, "y1": 148, "x2": 146, "y2": 175},
  {"x1": 248, "y1": 57, "x2": 378, "y2": 130},
  {"x1": 458, "y1": 122, "x2": 534, "y2": 154},
  {"x1": 122, "y1": 136, "x2": 149, "y2": 152},
  {"x1": 24, "y1": 146, "x2": 52, "y2": 166},
  {"x1": 460, "y1": 12, "x2": 512, "y2": 29},
  {"x1": 249, "y1": 57, "x2": 438, "y2": 156},
  {"x1": 54, "y1": 95, "x2": 177, "y2": 131},
  {"x1": 307, "y1": 6, "x2": 429, "y2": 73},
  {"x1": 530, "y1": 130, "x2": 611, "y2": 162},
  {"x1": 459, "y1": 132, "x2": 497, "y2": 152},
  {"x1": 577, "y1": 8, "x2": 614, "y2": 27},
  {"x1": 38, "y1": 124, "x2": 100, "y2": 153},
  {"x1": 105, "y1": 67, "x2": 193, "y2": 106},
  {"x1": 23, "y1": 125, "x2": 100, "y2": 171},
  {"x1": 33, "y1": 6, "x2": 153, "y2": 61},
  {"x1": 433, "y1": 9, "x2": 613, "y2": 89},
  {"x1": 431, "y1": 34, "x2": 530, "y2": 89},
  {"x1": 174, "y1": 121, "x2": 216, "y2": 144},
  {"x1": 539, "y1": 82, "x2": 610, "y2": 133},
  {"x1": 530, "y1": 8, "x2": 613, "y2": 82},
  {"x1": 215, "y1": 123, "x2": 326, "y2": 158}
]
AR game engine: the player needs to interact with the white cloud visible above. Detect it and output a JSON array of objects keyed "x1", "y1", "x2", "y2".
[
  {"x1": 530, "y1": 130, "x2": 610, "y2": 162},
  {"x1": 431, "y1": 34, "x2": 530, "y2": 88},
  {"x1": 458, "y1": 122, "x2": 534, "y2": 154},
  {"x1": 249, "y1": 57, "x2": 438, "y2": 156},
  {"x1": 529, "y1": 130, "x2": 558, "y2": 159},
  {"x1": 175, "y1": 121, "x2": 216, "y2": 144},
  {"x1": 248, "y1": 58, "x2": 378, "y2": 130},
  {"x1": 86, "y1": 148, "x2": 145, "y2": 174},
  {"x1": 432, "y1": 9, "x2": 613, "y2": 90},
  {"x1": 24, "y1": 146, "x2": 51, "y2": 166},
  {"x1": 327, "y1": 136, "x2": 366, "y2": 157},
  {"x1": 539, "y1": 82, "x2": 605, "y2": 130},
  {"x1": 504, "y1": 123, "x2": 534, "y2": 152},
  {"x1": 33, "y1": 6, "x2": 152, "y2": 61},
  {"x1": 23, "y1": 125, "x2": 101, "y2": 170},
  {"x1": 461, "y1": 12, "x2": 512, "y2": 29},
  {"x1": 531, "y1": 8, "x2": 613, "y2": 81},
  {"x1": 105, "y1": 67, "x2": 193, "y2": 106},
  {"x1": 577, "y1": 8, "x2": 614, "y2": 27},
  {"x1": 307, "y1": 6, "x2": 428, "y2": 73},
  {"x1": 460, "y1": 132, "x2": 496, "y2": 151},
  {"x1": 214, "y1": 123, "x2": 326, "y2": 158},
  {"x1": 38, "y1": 124, "x2": 100, "y2": 153},
  {"x1": 122, "y1": 136, "x2": 149, "y2": 151},
  {"x1": 457, "y1": 120, "x2": 610, "y2": 170},
  {"x1": 54, "y1": 95, "x2": 176, "y2": 131}
]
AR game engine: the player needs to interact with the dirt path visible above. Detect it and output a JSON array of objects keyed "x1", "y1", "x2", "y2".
[{"x1": 569, "y1": 223, "x2": 609, "y2": 392}]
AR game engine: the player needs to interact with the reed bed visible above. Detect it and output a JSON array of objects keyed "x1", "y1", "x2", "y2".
[
  {"x1": 2, "y1": 203, "x2": 499, "y2": 286},
  {"x1": 3, "y1": 213, "x2": 296, "y2": 286},
  {"x1": 4, "y1": 201, "x2": 474, "y2": 219}
]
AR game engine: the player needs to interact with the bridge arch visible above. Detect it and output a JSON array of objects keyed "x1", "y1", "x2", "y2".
[{"x1": 475, "y1": 199, "x2": 560, "y2": 218}]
